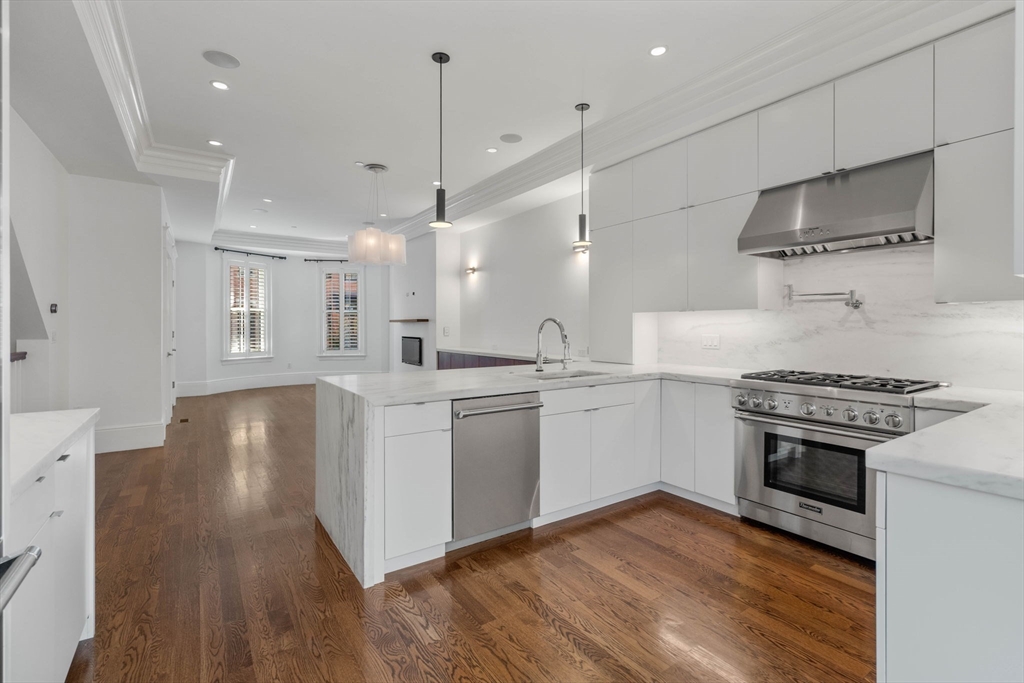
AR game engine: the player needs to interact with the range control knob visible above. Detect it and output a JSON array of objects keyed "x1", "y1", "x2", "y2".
[
  {"x1": 884, "y1": 414, "x2": 904, "y2": 429},
  {"x1": 824, "y1": 406, "x2": 836, "y2": 417},
  {"x1": 735, "y1": 395, "x2": 748, "y2": 407},
  {"x1": 842, "y1": 408, "x2": 859, "y2": 422},
  {"x1": 863, "y1": 411, "x2": 880, "y2": 426},
  {"x1": 749, "y1": 397, "x2": 763, "y2": 409},
  {"x1": 764, "y1": 398, "x2": 778, "y2": 411},
  {"x1": 800, "y1": 402, "x2": 816, "y2": 416}
]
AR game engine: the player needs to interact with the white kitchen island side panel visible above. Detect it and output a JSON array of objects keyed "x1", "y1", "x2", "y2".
[{"x1": 315, "y1": 379, "x2": 381, "y2": 586}]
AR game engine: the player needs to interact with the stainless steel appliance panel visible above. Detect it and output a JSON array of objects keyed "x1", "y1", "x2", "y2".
[
  {"x1": 736, "y1": 411, "x2": 884, "y2": 540},
  {"x1": 452, "y1": 393, "x2": 541, "y2": 542}
]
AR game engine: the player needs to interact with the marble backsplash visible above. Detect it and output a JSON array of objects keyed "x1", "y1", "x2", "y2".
[{"x1": 657, "y1": 245, "x2": 1024, "y2": 391}]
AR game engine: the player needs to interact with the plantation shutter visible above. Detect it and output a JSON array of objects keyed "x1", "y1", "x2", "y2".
[
  {"x1": 247, "y1": 266, "x2": 268, "y2": 353},
  {"x1": 322, "y1": 268, "x2": 360, "y2": 354},
  {"x1": 228, "y1": 264, "x2": 245, "y2": 354},
  {"x1": 343, "y1": 273, "x2": 359, "y2": 351},
  {"x1": 324, "y1": 272, "x2": 341, "y2": 351},
  {"x1": 226, "y1": 260, "x2": 270, "y2": 358}
]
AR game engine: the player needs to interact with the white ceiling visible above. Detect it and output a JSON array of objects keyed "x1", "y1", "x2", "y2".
[{"x1": 115, "y1": 0, "x2": 842, "y2": 242}]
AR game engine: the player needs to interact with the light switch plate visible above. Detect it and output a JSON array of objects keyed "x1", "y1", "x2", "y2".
[
  {"x1": 701, "y1": 334, "x2": 720, "y2": 350},
  {"x1": 443, "y1": 326, "x2": 450, "y2": 337}
]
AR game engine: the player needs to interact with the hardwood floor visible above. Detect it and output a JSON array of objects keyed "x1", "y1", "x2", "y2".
[{"x1": 69, "y1": 384, "x2": 875, "y2": 683}]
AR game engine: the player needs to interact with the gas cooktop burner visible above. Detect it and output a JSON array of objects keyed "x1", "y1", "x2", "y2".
[{"x1": 740, "y1": 370, "x2": 941, "y2": 394}]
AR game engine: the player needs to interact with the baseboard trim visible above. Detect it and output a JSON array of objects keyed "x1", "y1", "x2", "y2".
[
  {"x1": 532, "y1": 482, "x2": 662, "y2": 529},
  {"x1": 658, "y1": 483, "x2": 739, "y2": 516},
  {"x1": 177, "y1": 370, "x2": 377, "y2": 397},
  {"x1": 383, "y1": 544, "x2": 446, "y2": 574},
  {"x1": 95, "y1": 421, "x2": 165, "y2": 453}
]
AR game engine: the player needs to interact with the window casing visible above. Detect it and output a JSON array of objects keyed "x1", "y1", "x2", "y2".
[
  {"x1": 320, "y1": 265, "x2": 364, "y2": 356},
  {"x1": 224, "y1": 257, "x2": 272, "y2": 360}
]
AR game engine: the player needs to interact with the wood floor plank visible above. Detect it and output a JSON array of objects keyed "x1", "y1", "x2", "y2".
[{"x1": 68, "y1": 384, "x2": 874, "y2": 682}]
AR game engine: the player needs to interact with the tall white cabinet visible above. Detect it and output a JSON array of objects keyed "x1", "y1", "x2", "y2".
[{"x1": 758, "y1": 84, "x2": 835, "y2": 189}]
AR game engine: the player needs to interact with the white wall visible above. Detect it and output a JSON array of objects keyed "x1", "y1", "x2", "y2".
[
  {"x1": 174, "y1": 242, "x2": 389, "y2": 395},
  {"x1": 460, "y1": 193, "x2": 589, "y2": 357},
  {"x1": 10, "y1": 108, "x2": 69, "y2": 409},
  {"x1": 390, "y1": 232, "x2": 437, "y2": 371},
  {"x1": 658, "y1": 245, "x2": 1024, "y2": 391},
  {"x1": 435, "y1": 231, "x2": 461, "y2": 349},
  {"x1": 67, "y1": 174, "x2": 166, "y2": 451}
]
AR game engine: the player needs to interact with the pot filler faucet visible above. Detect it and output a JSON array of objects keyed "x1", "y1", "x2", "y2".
[{"x1": 536, "y1": 318, "x2": 571, "y2": 372}]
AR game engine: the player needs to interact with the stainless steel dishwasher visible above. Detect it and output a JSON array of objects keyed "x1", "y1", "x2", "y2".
[{"x1": 452, "y1": 392, "x2": 542, "y2": 542}]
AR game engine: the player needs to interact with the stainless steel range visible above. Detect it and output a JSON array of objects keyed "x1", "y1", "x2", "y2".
[{"x1": 733, "y1": 370, "x2": 942, "y2": 559}]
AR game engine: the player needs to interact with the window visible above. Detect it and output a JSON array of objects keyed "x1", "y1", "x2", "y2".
[
  {"x1": 224, "y1": 258, "x2": 271, "y2": 360},
  {"x1": 320, "y1": 265, "x2": 363, "y2": 355}
]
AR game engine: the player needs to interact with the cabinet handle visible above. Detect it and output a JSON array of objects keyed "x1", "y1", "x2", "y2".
[
  {"x1": 57, "y1": 453, "x2": 71, "y2": 462},
  {"x1": 50, "y1": 510, "x2": 64, "y2": 518},
  {"x1": 35, "y1": 476, "x2": 45, "y2": 484}
]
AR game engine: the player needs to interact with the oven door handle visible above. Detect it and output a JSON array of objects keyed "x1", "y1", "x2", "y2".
[{"x1": 734, "y1": 411, "x2": 895, "y2": 443}]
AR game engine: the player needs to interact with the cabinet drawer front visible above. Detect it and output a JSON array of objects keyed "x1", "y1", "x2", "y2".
[
  {"x1": 10, "y1": 469, "x2": 56, "y2": 550},
  {"x1": 541, "y1": 383, "x2": 635, "y2": 416},
  {"x1": 385, "y1": 401, "x2": 451, "y2": 437}
]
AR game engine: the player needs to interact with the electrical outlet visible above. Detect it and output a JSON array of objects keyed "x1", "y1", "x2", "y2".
[
  {"x1": 701, "y1": 334, "x2": 720, "y2": 350},
  {"x1": 443, "y1": 326, "x2": 450, "y2": 337}
]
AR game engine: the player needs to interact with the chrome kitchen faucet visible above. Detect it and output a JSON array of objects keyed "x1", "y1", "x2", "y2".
[{"x1": 536, "y1": 318, "x2": 571, "y2": 372}]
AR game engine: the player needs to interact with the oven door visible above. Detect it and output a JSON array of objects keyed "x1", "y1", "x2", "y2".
[{"x1": 735, "y1": 411, "x2": 890, "y2": 539}]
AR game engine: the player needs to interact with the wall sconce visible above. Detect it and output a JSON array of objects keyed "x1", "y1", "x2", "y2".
[
  {"x1": 573, "y1": 244, "x2": 589, "y2": 255},
  {"x1": 465, "y1": 266, "x2": 477, "y2": 275}
]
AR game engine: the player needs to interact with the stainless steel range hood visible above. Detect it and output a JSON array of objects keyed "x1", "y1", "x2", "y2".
[{"x1": 738, "y1": 152, "x2": 934, "y2": 258}]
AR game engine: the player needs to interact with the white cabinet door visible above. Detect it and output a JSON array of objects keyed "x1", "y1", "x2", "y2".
[
  {"x1": 589, "y1": 222, "x2": 634, "y2": 363},
  {"x1": 384, "y1": 430, "x2": 453, "y2": 559},
  {"x1": 590, "y1": 404, "x2": 636, "y2": 500},
  {"x1": 694, "y1": 383, "x2": 736, "y2": 505},
  {"x1": 935, "y1": 14, "x2": 1015, "y2": 146},
  {"x1": 590, "y1": 160, "x2": 632, "y2": 230},
  {"x1": 661, "y1": 381, "x2": 696, "y2": 491},
  {"x1": 633, "y1": 381, "x2": 661, "y2": 487},
  {"x1": 540, "y1": 411, "x2": 591, "y2": 515},
  {"x1": 758, "y1": 84, "x2": 835, "y2": 188},
  {"x1": 835, "y1": 46, "x2": 934, "y2": 170},
  {"x1": 687, "y1": 192, "x2": 763, "y2": 311},
  {"x1": 935, "y1": 129, "x2": 1024, "y2": 302},
  {"x1": 52, "y1": 439, "x2": 90, "y2": 679},
  {"x1": 7, "y1": 519, "x2": 57, "y2": 683},
  {"x1": 632, "y1": 209, "x2": 687, "y2": 312},
  {"x1": 688, "y1": 113, "x2": 758, "y2": 207},
  {"x1": 633, "y1": 138, "x2": 687, "y2": 220}
]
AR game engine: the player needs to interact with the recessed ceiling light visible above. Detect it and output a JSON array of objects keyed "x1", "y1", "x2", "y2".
[
  {"x1": 210, "y1": 80, "x2": 229, "y2": 91},
  {"x1": 499, "y1": 133, "x2": 523, "y2": 144},
  {"x1": 249, "y1": 224, "x2": 256, "y2": 228},
  {"x1": 203, "y1": 50, "x2": 240, "y2": 69},
  {"x1": 379, "y1": 213, "x2": 387, "y2": 217},
  {"x1": 486, "y1": 147, "x2": 498, "y2": 153},
  {"x1": 650, "y1": 46, "x2": 667, "y2": 57},
  {"x1": 207, "y1": 140, "x2": 223, "y2": 146},
  {"x1": 262, "y1": 198, "x2": 272, "y2": 203},
  {"x1": 354, "y1": 161, "x2": 365, "y2": 167},
  {"x1": 433, "y1": 181, "x2": 441, "y2": 186},
  {"x1": 252, "y1": 208, "x2": 268, "y2": 213}
]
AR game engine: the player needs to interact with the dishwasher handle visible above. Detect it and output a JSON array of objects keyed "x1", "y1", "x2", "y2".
[
  {"x1": 0, "y1": 546, "x2": 42, "y2": 611},
  {"x1": 454, "y1": 402, "x2": 544, "y2": 419}
]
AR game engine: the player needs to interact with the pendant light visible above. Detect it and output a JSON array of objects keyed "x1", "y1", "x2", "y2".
[
  {"x1": 349, "y1": 164, "x2": 407, "y2": 265},
  {"x1": 572, "y1": 103, "x2": 591, "y2": 253},
  {"x1": 428, "y1": 52, "x2": 453, "y2": 229}
]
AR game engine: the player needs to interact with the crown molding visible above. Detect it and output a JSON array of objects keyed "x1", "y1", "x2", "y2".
[
  {"x1": 73, "y1": 0, "x2": 233, "y2": 185},
  {"x1": 394, "y1": 0, "x2": 1011, "y2": 241},
  {"x1": 212, "y1": 230, "x2": 349, "y2": 257}
]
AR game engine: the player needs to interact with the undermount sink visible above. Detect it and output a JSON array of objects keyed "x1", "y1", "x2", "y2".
[{"x1": 516, "y1": 369, "x2": 611, "y2": 380}]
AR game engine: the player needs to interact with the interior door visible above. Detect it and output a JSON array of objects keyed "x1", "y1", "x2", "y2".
[{"x1": 162, "y1": 228, "x2": 177, "y2": 422}]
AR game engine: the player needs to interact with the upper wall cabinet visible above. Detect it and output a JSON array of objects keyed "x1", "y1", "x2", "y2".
[
  {"x1": 633, "y1": 138, "x2": 687, "y2": 220},
  {"x1": 935, "y1": 14, "x2": 1016, "y2": 147},
  {"x1": 935, "y1": 129, "x2": 1024, "y2": 303},
  {"x1": 589, "y1": 222, "x2": 634, "y2": 363},
  {"x1": 688, "y1": 113, "x2": 758, "y2": 207},
  {"x1": 835, "y1": 46, "x2": 934, "y2": 171},
  {"x1": 590, "y1": 160, "x2": 632, "y2": 230},
  {"x1": 633, "y1": 209, "x2": 687, "y2": 312},
  {"x1": 687, "y1": 192, "x2": 781, "y2": 311},
  {"x1": 758, "y1": 84, "x2": 835, "y2": 189}
]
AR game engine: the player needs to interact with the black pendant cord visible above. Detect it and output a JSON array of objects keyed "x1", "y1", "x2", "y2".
[
  {"x1": 580, "y1": 105, "x2": 584, "y2": 214},
  {"x1": 439, "y1": 59, "x2": 443, "y2": 189}
]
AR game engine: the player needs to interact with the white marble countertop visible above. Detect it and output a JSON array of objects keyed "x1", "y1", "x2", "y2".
[
  {"x1": 319, "y1": 361, "x2": 751, "y2": 406},
  {"x1": 868, "y1": 385, "x2": 1024, "y2": 501},
  {"x1": 321, "y1": 362, "x2": 1024, "y2": 502},
  {"x1": 10, "y1": 408, "x2": 100, "y2": 498}
]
